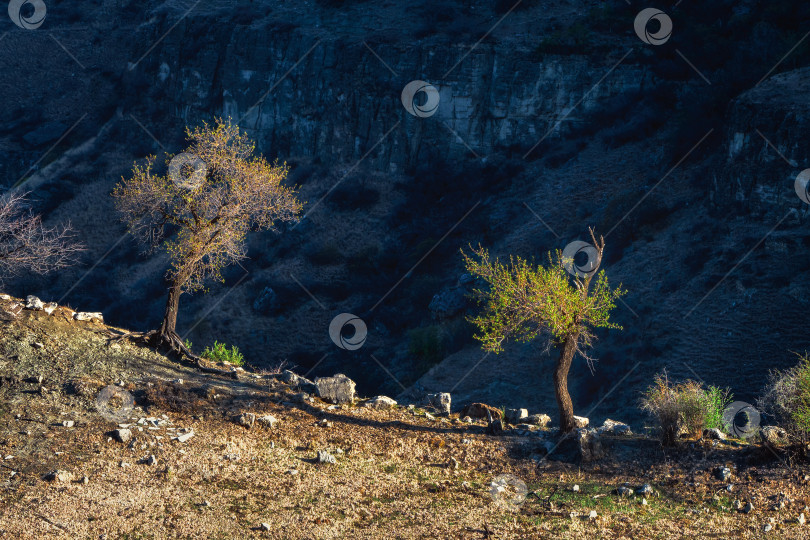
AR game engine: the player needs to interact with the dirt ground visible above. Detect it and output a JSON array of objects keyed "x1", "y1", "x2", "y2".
[{"x1": 0, "y1": 296, "x2": 808, "y2": 539}]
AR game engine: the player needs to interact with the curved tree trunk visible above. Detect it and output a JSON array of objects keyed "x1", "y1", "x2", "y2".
[
  {"x1": 554, "y1": 333, "x2": 580, "y2": 434},
  {"x1": 159, "y1": 281, "x2": 182, "y2": 340}
]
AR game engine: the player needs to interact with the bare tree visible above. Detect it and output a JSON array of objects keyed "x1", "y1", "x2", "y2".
[
  {"x1": 0, "y1": 192, "x2": 83, "y2": 280},
  {"x1": 112, "y1": 118, "x2": 303, "y2": 357}
]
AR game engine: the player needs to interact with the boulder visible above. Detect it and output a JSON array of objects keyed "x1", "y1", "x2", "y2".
[
  {"x1": 74, "y1": 312, "x2": 104, "y2": 323},
  {"x1": 257, "y1": 415, "x2": 278, "y2": 428},
  {"x1": 113, "y1": 428, "x2": 132, "y2": 444},
  {"x1": 598, "y1": 419, "x2": 632, "y2": 435},
  {"x1": 44, "y1": 470, "x2": 73, "y2": 482},
  {"x1": 421, "y1": 392, "x2": 451, "y2": 415},
  {"x1": 315, "y1": 374, "x2": 356, "y2": 404},
  {"x1": 573, "y1": 416, "x2": 589, "y2": 428},
  {"x1": 25, "y1": 296, "x2": 44, "y2": 310},
  {"x1": 526, "y1": 414, "x2": 552, "y2": 427},
  {"x1": 703, "y1": 428, "x2": 726, "y2": 441},
  {"x1": 317, "y1": 450, "x2": 337, "y2": 464},
  {"x1": 459, "y1": 402, "x2": 502, "y2": 420},
  {"x1": 761, "y1": 426, "x2": 789, "y2": 446},
  {"x1": 236, "y1": 413, "x2": 255, "y2": 429},
  {"x1": 363, "y1": 396, "x2": 397, "y2": 409},
  {"x1": 281, "y1": 370, "x2": 317, "y2": 394},
  {"x1": 504, "y1": 408, "x2": 528, "y2": 425},
  {"x1": 578, "y1": 429, "x2": 605, "y2": 462},
  {"x1": 43, "y1": 302, "x2": 58, "y2": 315}
]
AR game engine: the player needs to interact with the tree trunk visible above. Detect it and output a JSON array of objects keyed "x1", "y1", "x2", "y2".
[
  {"x1": 158, "y1": 281, "x2": 182, "y2": 342},
  {"x1": 554, "y1": 333, "x2": 580, "y2": 433}
]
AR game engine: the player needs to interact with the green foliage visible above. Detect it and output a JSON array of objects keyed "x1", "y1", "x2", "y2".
[
  {"x1": 461, "y1": 246, "x2": 624, "y2": 354},
  {"x1": 759, "y1": 352, "x2": 810, "y2": 440},
  {"x1": 183, "y1": 339, "x2": 193, "y2": 352},
  {"x1": 201, "y1": 340, "x2": 244, "y2": 367},
  {"x1": 640, "y1": 373, "x2": 732, "y2": 445}
]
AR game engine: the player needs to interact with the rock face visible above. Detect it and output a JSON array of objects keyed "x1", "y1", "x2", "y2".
[
  {"x1": 459, "y1": 403, "x2": 502, "y2": 420},
  {"x1": 422, "y1": 393, "x2": 451, "y2": 415},
  {"x1": 315, "y1": 374, "x2": 356, "y2": 404}
]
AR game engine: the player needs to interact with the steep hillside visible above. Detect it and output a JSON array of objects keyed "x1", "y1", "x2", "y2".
[{"x1": 1, "y1": 297, "x2": 809, "y2": 538}]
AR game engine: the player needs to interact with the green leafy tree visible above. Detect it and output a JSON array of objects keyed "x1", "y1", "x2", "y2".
[{"x1": 462, "y1": 230, "x2": 625, "y2": 433}]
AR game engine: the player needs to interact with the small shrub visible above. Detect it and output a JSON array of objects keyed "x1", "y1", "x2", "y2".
[
  {"x1": 758, "y1": 353, "x2": 810, "y2": 442},
  {"x1": 641, "y1": 373, "x2": 732, "y2": 445},
  {"x1": 201, "y1": 341, "x2": 244, "y2": 367}
]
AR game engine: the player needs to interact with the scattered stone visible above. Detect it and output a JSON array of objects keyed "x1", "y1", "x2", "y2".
[
  {"x1": 485, "y1": 411, "x2": 504, "y2": 435},
  {"x1": 799, "y1": 513, "x2": 806, "y2": 525},
  {"x1": 515, "y1": 423, "x2": 538, "y2": 431},
  {"x1": 703, "y1": 428, "x2": 726, "y2": 441},
  {"x1": 25, "y1": 296, "x2": 44, "y2": 310},
  {"x1": 616, "y1": 486, "x2": 634, "y2": 497},
  {"x1": 449, "y1": 457, "x2": 459, "y2": 470},
  {"x1": 526, "y1": 414, "x2": 552, "y2": 427},
  {"x1": 318, "y1": 419, "x2": 332, "y2": 428},
  {"x1": 173, "y1": 430, "x2": 195, "y2": 443},
  {"x1": 0, "y1": 294, "x2": 10, "y2": 300},
  {"x1": 294, "y1": 392, "x2": 312, "y2": 404},
  {"x1": 422, "y1": 393, "x2": 451, "y2": 415},
  {"x1": 236, "y1": 413, "x2": 256, "y2": 429},
  {"x1": 573, "y1": 416, "x2": 589, "y2": 428},
  {"x1": 113, "y1": 428, "x2": 132, "y2": 444},
  {"x1": 224, "y1": 453, "x2": 240, "y2": 461},
  {"x1": 62, "y1": 420, "x2": 74, "y2": 428},
  {"x1": 598, "y1": 419, "x2": 632, "y2": 435},
  {"x1": 763, "y1": 523, "x2": 773, "y2": 533},
  {"x1": 424, "y1": 412, "x2": 435, "y2": 421},
  {"x1": 504, "y1": 408, "x2": 528, "y2": 424},
  {"x1": 73, "y1": 312, "x2": 103, "y2": 322},
  {"x1": 260, "y1": 522, "x2": 272, "y2": 532},
  {"x1": 588, "y1": 510, "x2": 598, "y2": 520},
  {"x1": 315, "y1": 374, "x2": 356, "y2": 404},
  {"x1": 203, "y1": 501, "x2": 211, "y2": 507},
  {"x1": 257, "y1": 415, "x2": 278, "y2": 428},
  {"x1": 638, "y1": 484, "x2": 654, "y2": 497},
  {"x1": 761, "y1": 426, "x2": 789, "y2": 446},
  {"x1": 363, "y1": 395, "x2": 398, "y2": 409},
  {"x1": 578, "y1": 429, "x2": 606, "y2": 462},
  {"x1": 641, "y1": 498, "x2": 648, "y2": 506},
  {"x1": 43, "y1": 302, "x2": 58, "y2": 315},
  {"x1": 726, "y1": 484, "x2": 734, "y2": 492},
  {"x1": 461, "y1": 416, "x2": 473, "y2": 424},
  {"x1": 714, "y1": 467, "x2": 732, "y2": 482},
  {"x1": 44, "y1": 470, "x2": 73, "y2": 482},
  {"x1": 459, "y1": 402, "x2": 501, "y2": 420},
  {"x1": 32, "y1": 342, "x2": 44, "y2": 349},
  {"x1": 742, "y1": 502, "x2": 754, "y2": 514},
  {"x1": 317, "y1": 450, "x2": 337, "y2": 464},
  {"x1": 281, "y1": 370, "x2": 317, "y2": 394},
  {"x1": 119, "y1": 461, "x2": 130, "y2": 468},
  {"x1": 286, "y1": 469, "x2": 298, "y2": 475},
  {"x1": 572, "y1": 484, "x2": 580, "y2": 492},
  {"x1": 81, "y1": 475, "x2": 89, "y2": 484},
  {"x1": 143, "y1": 455, "x2": 157, "y2": 466}
]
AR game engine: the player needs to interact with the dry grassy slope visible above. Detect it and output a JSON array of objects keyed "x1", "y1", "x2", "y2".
[{"x1": 0, "y1": 297, "x2": 808, "y2": 538}]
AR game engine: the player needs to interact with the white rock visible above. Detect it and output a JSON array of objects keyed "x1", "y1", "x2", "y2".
[
  {"x1": 43, "y1": 302, "x2": 57, "y2": 315},
  {"x1": 257, "y1": 415, "x2": 278, "y2": 428},
  {"x1": 25, "y1": 296, "x2": 44, "y2": 310},
  {"x1": 62, "y1": 420, "x2": 74, "y2": 428},
  {"x1": 572, "y1": 484, "x2": 580, "y2": 492},
  {"x1": 261, "y1": 523, "x2": 271, "y2": 531},
  {"x1": 174, "y1": 430, "x2": 195, "y2": 443},
  {"x1": 0, "y1": 294, "x2": 10, "y2": 300},
  {"x1": 363, "y1": 396, "x2": 398, "y2": 409},
  {"x1": 573, "y1": 416, "x2": 589, "y2": 428},
  {"x1": 589, "y1": 510, "x2": 598, "y2": 520},
  {"x1": 74, "y1": 312, "x2": 104, "y2": 322}
]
